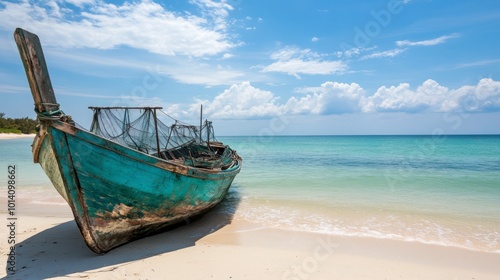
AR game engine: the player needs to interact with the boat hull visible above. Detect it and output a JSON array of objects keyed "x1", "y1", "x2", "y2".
[{"x1": 35, "y1": 121, "x2": 241, "y2": 254}]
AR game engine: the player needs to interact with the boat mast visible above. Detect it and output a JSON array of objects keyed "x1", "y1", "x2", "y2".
[
  {"x1": 206, "y1": 119, "x2": 210, "y2": 145},
  {"x1": 152, "y1": 108, "x2": 161, "y2": 157},
  {"x1": 200, "y1": 104, "x2": 203, "y2": 143}
]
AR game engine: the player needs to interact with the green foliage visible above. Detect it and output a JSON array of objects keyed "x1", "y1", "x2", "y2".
[{"x1": 0, "y1": 113, "x2": 37, "y2": 134}]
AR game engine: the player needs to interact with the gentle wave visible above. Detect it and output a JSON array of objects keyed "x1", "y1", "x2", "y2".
[
  {"x1": 230, "y1": 198, "x2": 500, "y2": 254},
  {"x1": 4, "y1": 135, "x2": 500, "y2": 254}
]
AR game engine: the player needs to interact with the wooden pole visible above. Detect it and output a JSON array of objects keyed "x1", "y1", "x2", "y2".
[
  {"x1": 206, "y1": 120, "x2": 210, "y2": 145},
  {"x1": 152, "y1": 108, "x2": 161, "y2": 157},
  {"x1": 200, "y1": 104, "x2": 203, "y2": 143}
]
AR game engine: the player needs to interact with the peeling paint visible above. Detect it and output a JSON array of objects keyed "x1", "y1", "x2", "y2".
[{"x1": 14, "y1": 28, "x2": 242, "y2": 254}]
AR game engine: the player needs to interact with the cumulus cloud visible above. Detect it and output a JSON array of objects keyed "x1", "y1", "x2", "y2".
[
  {"x1": 0, "y1": 0, "x2": 235, "y2": 57},
  {"x1": 194, "y1": 79, "x2": 500, "y2": 119},
  {"x1": 189, "y1": 81, "x2": 365, "y2": 119},
  {"x1": 289, "y1": 82, "x2": 365, "y2": 114},
  {"x1": 440, "y1": 78, "x2": 500, "y2": 112},
  {"x1": 363, "y1": 78, "x2": 500, "y2": 113},
  {"x1": 193, "y1": 81, "x2": 284, "y2": 119},
  {"x1": 262, "y1": 46, "x2": 347, "y2": 78},
  {"x1": 362, "y1": 80, "x2": 443, "y2": 112}
]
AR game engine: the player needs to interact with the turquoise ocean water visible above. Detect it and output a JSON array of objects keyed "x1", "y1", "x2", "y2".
[{"x1": 1, "y1": 135, "x2": 499, "y2": 253}]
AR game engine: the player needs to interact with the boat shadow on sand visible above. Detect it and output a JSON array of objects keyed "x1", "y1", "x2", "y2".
[{"x1": 3, "y1": 187, "x2": 242, "y2": 279}]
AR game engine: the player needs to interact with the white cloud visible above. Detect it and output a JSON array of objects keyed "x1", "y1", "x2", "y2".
[
  {"x1": 193, "y1": 81, "x2": 284, "y2": 119},
  {"x1": 353, "y1": 33, "x2": 460, "y2": 61},
  {"x1": 0, "y1": 0, "x2": 235, "y2": 57},
  {"x1": 454, "y1": 59, "x2": 500, "y2": 69},
  {"x1": 190, "y1": 81, "x2": 366, "y2": 119},
  {"x1": 311, "y1": 37, "x2": 319, "y2": 42},
  {"x1": 66, "y1": 0, "x2": 96, "y2": 7},
  {"x1": 363, "y1": 80, "x2": 444, "y2": 112},
  {"x1": 334, "y1": 46, "x2": 376, "y2": 58},
  {"x1": 361, "y1": 48, "x2": 407, "y2": 60},
  {"x1": 0, "y1": 84, "x2": 28, "y2": 94},
  {"x1": 263, "y1": 59, "x2": 346, "y2": 78},
  {"x1": 396, "y1": 33, "x2": 461, "y2": 47},
  {"x1": 288, "y1": 82, "x2": 366, "y2": 114},
  {"x1": 441, "y1": 78, "x2": 500, "y2": 112},
  {"x1": 39, "y1": 39, "x2": 244, "y2": 86},
  {"x1": 262, "y1": 47, "x2": 347, "y2": 78},
  {"x1": 363, "y1": 78, "x2": 500, "y2": 113},
  {"x1": 189, "y1": 0, "x2": 234, "y2": 31},
  {"x1": 161, "y1": 62, "x2": 245, "y2": 86},
  {"x1": 195, "y1": 79, "x2": 500, "y2": 119}
]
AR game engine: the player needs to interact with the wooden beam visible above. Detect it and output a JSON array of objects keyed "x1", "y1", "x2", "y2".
[{"x1": 14, "y1": 28, "x2": 59, "y2": 114}]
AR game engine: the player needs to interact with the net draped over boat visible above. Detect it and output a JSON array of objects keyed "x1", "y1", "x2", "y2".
[{"x1": 89, "y1": 107, "x2": 234, "y2": 169}]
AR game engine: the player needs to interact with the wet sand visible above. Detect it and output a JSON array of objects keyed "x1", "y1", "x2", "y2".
[{"x1": 1, "y1": 200, "x2": 499, "y2": 280}]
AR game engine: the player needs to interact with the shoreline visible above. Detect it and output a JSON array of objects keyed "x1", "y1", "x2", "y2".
[
  {"x1": 1, "y1": 133, "x2": 499, "y2": 279},
  {"x1": 1, "y1": 203, "x2": 500, "y2": 279},
  {"x1": 0, "y1": 133, "x2": 36, "y2": 140}
]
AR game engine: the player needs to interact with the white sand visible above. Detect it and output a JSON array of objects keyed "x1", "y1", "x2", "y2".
[
  {"x1": 0, "y1": 133, "x2": 36, "y2": 140},
  {"x1": 1, "y1": 201, "x2": 499, "y2": 280}
]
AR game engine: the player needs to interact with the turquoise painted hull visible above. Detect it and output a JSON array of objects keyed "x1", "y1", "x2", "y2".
[
  {"x1": 34, "y1": 121, "x2": 241, "y2": 254},
  {"x1": 14, "y1": 27, "x2": 241, "y2": 254}
]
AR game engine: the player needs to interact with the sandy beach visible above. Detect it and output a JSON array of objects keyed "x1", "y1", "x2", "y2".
[
  {"x1": 1, "y1": 135, "x2": 500, "y2": 279},
  {"x1": 1, "y1": 198, "x2": 500, "y2": 280},
  {"x1": 1, "y1": 0, "x2": 499, "y2": 278},
  {"x1": 0, "y1": 134, "x2": 36, "y2": 140}
]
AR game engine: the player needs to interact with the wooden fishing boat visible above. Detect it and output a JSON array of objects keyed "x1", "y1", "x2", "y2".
[{"x1": 14, "y1": 28, "x2": 242, "y2": 254}]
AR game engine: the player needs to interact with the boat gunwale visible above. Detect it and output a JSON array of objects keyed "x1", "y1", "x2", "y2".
[
  {"x1": 15, "y1": 27, "x2": 242, "y2": 254},
  {"x1": 50, "y1": 120, "x2": 242, "y2": 180},
  {"x1": 39, "y1": 122, "x2": 239, "y2": 254}
]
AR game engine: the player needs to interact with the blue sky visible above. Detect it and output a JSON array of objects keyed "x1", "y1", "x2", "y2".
[{"x1": 0, "y1": 0, "x2": 499, "y2": 135}]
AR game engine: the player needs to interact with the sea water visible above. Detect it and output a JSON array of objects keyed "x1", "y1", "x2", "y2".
[
  {"x1": 223, "y1": 135, "x2": 500, "y2": 253},
  {"x1": 1, "y1": 135, "x2": 499, "y2": 253},
  {"x1": 0, "y1": 138, "x2": 65, "y2": 207}
]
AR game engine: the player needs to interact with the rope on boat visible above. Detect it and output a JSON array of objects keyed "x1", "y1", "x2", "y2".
[{"x1": 34, "y1": 102, "x2": 73, "y2": 123}]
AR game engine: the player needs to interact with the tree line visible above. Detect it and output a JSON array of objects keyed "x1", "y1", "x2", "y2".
[{"x1": 0, "y1": 113, "x2": 37, "y2": 134}]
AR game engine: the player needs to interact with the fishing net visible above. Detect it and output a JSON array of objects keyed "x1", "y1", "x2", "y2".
[{"x1": 89, "y1": 107, "x2": 234, "y2": 169}]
